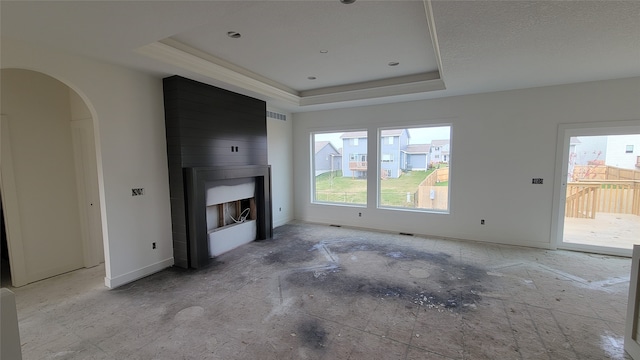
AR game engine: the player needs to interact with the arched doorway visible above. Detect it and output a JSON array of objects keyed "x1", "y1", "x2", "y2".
[{"x1": 0, "y1": 69, "x2": 104, "y2": 286}]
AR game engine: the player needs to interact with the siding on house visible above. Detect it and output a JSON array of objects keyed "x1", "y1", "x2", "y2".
[
  {"x1": 315, "y1": 141, "x2": 341, "y2": 176},
  {"x1": 380, "y1": 129, "x2": 409, "y2": 178},
  {"x1": 341, "y1": 132, "x2": 368, "y2": 178},
  {"x1": 431, "y1": 139, "x2": 450, "y2": 165},
  {"x1": 341, "y1": 130, "x2": 446, "y2": 178},
  {"x1": 403, "y1": 144, "x2": 431, "y2": 171},
  {"x1": 605, "y1": 134, "x2": 640, "y2": 170}
]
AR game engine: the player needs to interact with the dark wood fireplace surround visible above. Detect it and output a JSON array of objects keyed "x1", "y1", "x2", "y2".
[{"x1": 163, "y1": 76, "x2": 272, "y2": 269}]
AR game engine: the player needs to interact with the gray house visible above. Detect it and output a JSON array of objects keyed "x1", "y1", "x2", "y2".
[
  {"x1": 314, "y1": 141, "x2": 342, "y2": 176},
  {"x1": 401, "y1": 144, "x2": 431, "y2": 171},
  {"x1": 342, "y1": 129, "x2": 441, "y2": 179},
  {"x1": 430, "y1": 139, "x2": 450, "y2": 165}
]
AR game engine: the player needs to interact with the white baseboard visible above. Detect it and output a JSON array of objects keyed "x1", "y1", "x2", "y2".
[{"x1": 104, "y1": 257, "x2": 174, "y2": 289}]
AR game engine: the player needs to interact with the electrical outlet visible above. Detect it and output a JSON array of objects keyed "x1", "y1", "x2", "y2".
[
  {"x1": 358, "y1": 212, "x2": 362, "y2": 217},
  {"x1": 481, "y1": 219, "x2": 485, "y2": 225},
  {"x1": 152, "y1": 242, "x2": 156, "y2": 249},
  {"x1": 279, "y1": 207, "x2": 282, "y2": 212},
  {"x1": 532, "y1": 178, "x2": 543, "y2": 184},
  {"x1": 132, "y1": 188, "x2": 144, "y2": 196}
]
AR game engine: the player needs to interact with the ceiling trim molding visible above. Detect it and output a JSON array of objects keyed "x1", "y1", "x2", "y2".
[
  {"x1": 137, "y1": 33, "x2": 447, "y2": 108},
  {"x1": 300, "y1": 72, "x2": 441, "y2": 97},
  {"x1": 299, "y1": 78, "x2": 446, "y2": 107},
  {"x1": 136, "y1": 41, "x2": 301, "y2": 106},
  {"x1": 423, "y1": 0, "x2": 446, "y2": 83}
]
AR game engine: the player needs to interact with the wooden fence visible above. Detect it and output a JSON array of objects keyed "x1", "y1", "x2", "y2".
[
  {"x1": 415, "y1": 168, "x2": 449, "y2": 210},
  {"x1": 573, "y1": 165, "x2": 640, "y2": 181},
  {"x1": 565, "y1": 181, "x2": 640, "y2": 218}
]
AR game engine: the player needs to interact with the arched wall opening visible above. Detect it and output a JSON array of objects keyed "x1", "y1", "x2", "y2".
[{"x1": 1, "y1": 68, "x2": 106, "y2": 287}]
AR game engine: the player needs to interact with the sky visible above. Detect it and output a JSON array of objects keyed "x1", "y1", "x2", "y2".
[{"x1": 314, "y1": 126, "x2": 451, "y2": 150}]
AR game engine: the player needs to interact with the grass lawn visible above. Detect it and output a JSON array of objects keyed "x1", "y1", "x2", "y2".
[
  {"x1": 315, "y1": 170, "x2": 434, "y2": 206},
  {"x1": 380, "y1": 170, "x2": 433, "y2": 206}
]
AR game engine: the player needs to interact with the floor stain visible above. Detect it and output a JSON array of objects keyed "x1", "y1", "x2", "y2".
[
  {"x1": 262, "y1": 238, "x2": 317, "y2": 265},
  {"x1": 296, "y1": 319, "x2": 328, "y2": 350}
]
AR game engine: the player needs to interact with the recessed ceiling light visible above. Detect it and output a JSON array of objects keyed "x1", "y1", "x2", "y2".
[
  {"x1": 388, "y1": 61, "x2": 400, "y2": 67},
  {"x1": 320, "y1": 50, "x2": 329, "y2": 54},
  {"x1": 340, "y1": 0, "x2": 356, "y2": 4},
  {"x1": 227, "y1": 31, "x2": 241, "y2": 39},
  {"x1": 307, "y1": 76, "x2": 317, "y2": 80}
]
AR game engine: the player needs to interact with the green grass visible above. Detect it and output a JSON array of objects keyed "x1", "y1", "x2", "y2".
[
  {"x1": 380, "y1": 170, "x2": 433, "y2": 207},
  {"x1": 315, "y1": 170, "x2": 434, "y2": 206}
]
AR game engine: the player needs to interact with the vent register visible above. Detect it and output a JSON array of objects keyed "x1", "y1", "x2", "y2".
[{"x1": 267, "y1": 110, "x2": 287, "y2": 121}]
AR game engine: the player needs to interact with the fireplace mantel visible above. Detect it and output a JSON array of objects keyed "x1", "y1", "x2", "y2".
[{"x1": 185, "y1": 165, "x2": 272, "y2": 268}]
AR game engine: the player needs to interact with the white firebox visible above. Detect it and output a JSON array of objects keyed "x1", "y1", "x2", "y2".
[{"x1": 205, "y1": 178, "x2": 257, "y2": 257}]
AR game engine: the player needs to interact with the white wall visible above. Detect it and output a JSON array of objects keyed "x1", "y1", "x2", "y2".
[
  {"x1": 1, "y1": 38, "x2": 174, "y2": 287},
  {"x1": 293, "y1": 77, "x2": 640, "y2": 248},
  {"x1": 0, "y1": 69, "x2": 84, "y2": 282},
  {"x1": 267, "y1": 108, "x2": 294, "y2": 227}
]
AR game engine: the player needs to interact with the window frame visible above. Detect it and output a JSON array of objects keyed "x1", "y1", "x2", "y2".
[
  {"x1": 311, "y1": 130, "x2": 368, "y2": 207},
  {"x1": 377, "y1": 125, "x2": 452, "y2": 214}
]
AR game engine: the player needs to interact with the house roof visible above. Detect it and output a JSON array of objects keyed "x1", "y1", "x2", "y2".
[
  {"x1": 404, "y1": 144, "x2": 431, "y2": 154},
  {"x1": 340, "y1": 131, "x2": 366, "y2": 139},
  {"x1": 431, "y1": 139, "x2": 450, "y2": 147},
  {"x1": 570, "y1": 137, "x2": 582, "y2": 145},
  {"x1": 314, "y1": 141, "x2": 339, "y2": 155}
]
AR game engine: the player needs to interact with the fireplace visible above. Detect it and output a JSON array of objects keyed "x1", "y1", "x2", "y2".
[
  {"x1": 206, "y1": 178, "x2": 256, "y2": 257},
  {"x1": 185, "y1": 165, "x2": 272, "y2": 268},
  {"x1": 163, "y1": 75, "x2": 271, "y2": 268}
]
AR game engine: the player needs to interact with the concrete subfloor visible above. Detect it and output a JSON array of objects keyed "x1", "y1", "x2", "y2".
[{"x1": 7, "y1": 222, "x2": 634, "y2": 359}]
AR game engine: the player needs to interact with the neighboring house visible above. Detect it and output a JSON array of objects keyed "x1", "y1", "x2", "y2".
[
  {"x1": 340, "y1": 131, "x2": 369, "y2": 178},
  {"x1": 604, "y1": 134, "x2": 640, "y2": 170},
  {"x1": 341, "y1": 129, "x2": 443, "y2": 179},
  {"x1": 430, "y1": 139, "x2": 450, "y2": 165},
  {"x1": 380, "y1": 129, "x2": 409, "y2": 178},
  {"x1": 568, "y1": 137, "x2": 582, "y2": 182},
  {"x1": 402, "y1": 144, "x2": 431, "y2": 171},
  {"x1": 314, "y1": 141, "x2": 342, "y2": 176}
]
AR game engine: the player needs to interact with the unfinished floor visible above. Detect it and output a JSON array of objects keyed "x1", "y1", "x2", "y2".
[{"x1": 9, "y1": 222, "x2": 633, "y2": 359}]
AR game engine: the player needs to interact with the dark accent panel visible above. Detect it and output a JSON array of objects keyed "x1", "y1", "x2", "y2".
[
  {"x1": 185, "y1": 166, "x2": 273, "y2": 268},
  {"x1": 163, "y1": 75, "x2": 270, "y2": 268}
]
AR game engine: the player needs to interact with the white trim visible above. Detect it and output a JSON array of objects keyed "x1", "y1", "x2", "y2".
[
  {"x1": 551, "y1": 119, "x2": 640, "y2": 254},
  {"x1": 299, "y1": 78, "x2": 445, "y2": 107},
  {"x1": 0, "y1": 115, "x2": 29, "y2": 287},
  {"x1": 136, "y1": 41, "x2": 300, "y2": 106},
  {"x1": 423, "y1": 0, "x2": 446, "y2": 83},
  {"x1": 137, "y1": 39, "x2": 446, "y2": 108},
  {"x1": 104, "y1": 257, "x2": 174, "y2": 289},
  {"x1": 625, "y1": 245, "x2": 640, "y2": 359}
]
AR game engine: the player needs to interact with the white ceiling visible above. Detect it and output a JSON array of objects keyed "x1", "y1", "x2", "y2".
[{"x1": 1, "y1": 1, "x2": 639, "y2": 112}]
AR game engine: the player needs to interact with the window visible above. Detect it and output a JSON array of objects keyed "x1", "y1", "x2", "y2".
[
  {"x1": 626, "y1": 145, "x2": 634, "y2": 153},
  {"x1": 312, "y1": 131, "x2": 367, "y2": 205},
  {"x1": 379, "y1": 126, "x2": 451, "y2": 212}
]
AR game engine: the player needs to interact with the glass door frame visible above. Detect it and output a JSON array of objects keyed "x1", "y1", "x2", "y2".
[{"x1": 551, "y1": 119, "x2": 640, "y2": 257}]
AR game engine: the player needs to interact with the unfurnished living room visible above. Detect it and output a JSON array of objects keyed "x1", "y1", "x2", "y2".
[{"x1": 1, "y1": 1, "x2": 639, "y2": 359}]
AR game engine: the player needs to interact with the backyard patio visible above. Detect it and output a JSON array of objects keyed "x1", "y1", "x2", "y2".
[{"x1": 563, "y1": 212, "x2": 640, "y2": 249}]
